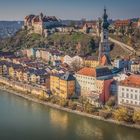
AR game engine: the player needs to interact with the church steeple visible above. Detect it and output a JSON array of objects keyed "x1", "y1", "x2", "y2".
[
  {"x1": 98, "y1": 8, "x2": 111, "y2": 66},
  {"x1": 102, "y1": 8, "x2": 109, "y2": 30}
]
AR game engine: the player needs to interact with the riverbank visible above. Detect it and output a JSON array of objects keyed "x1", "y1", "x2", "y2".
[{"x1": 0, "y1": 85, "x2": 140, "y2": 130}]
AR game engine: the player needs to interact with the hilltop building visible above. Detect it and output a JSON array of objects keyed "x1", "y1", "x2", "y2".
[{"x1": 24, "y1": 13, "x2": 61, "y2": 36}]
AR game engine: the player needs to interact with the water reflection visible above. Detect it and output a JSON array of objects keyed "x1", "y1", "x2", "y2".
[
  {"x1": 75, "y1": 119, "x2": 103, "y2": 140},
  {"x1": 49, "y1": 109, "x2": 69, "y2": 130}
]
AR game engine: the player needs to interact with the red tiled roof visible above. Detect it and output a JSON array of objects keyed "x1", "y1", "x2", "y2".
[
  {"x1": 77, "y1": 67, "x2": 96, "y2": 77},
  {"x1": 120, "y1": 75, "x2": 140, "y2": 87}
]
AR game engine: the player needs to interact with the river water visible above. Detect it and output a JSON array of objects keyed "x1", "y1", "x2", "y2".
[{"x1": 0, "y1": 90, "x2": 140, "y2": 140}]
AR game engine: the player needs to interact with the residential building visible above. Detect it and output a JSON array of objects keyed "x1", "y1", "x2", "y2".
[
  {"x1": 82, "y1": 21, "x2": 97, "y2": 34},
  {"x1": 50, "y1": 72, "x2": 75, "y2": 99},
  {"x1": 84, "y1": 56, "x2": 99, "y2": 68},
  {"x1": 114, "y1": 59, "x2": 131, "y2": 70},
  {"x1": 118, "y1": 75, "x2": 140, "y2": 108},
  {"x1": 75, "y1": 66, "x2": 113, "y2": 103},
  {"x1": 130, "y1": 62, "x2": 140, "y2": 73}
]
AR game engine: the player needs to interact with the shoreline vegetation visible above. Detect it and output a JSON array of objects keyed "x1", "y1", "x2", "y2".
[{"x1": 0, "y1": 84, "x2": 140, "y2": 130}]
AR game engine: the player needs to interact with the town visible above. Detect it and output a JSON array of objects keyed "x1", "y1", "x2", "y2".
[{"x1": 0, "y1": 8, "x2": 140, "y2": 126}]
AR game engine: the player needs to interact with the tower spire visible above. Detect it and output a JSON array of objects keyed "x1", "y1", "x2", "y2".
[{"x1": 98, "y1": 8, "x2": 111, "y2": 66}]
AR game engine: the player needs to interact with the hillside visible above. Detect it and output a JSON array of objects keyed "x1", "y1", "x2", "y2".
[
  {"x1": 0, "y1": 30, "x2": 98, "y2": 56},
  {"x1": 0, "y1": 29, "x2": 131, "y2": 59}
]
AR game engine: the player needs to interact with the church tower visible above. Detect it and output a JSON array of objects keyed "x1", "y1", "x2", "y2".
[{"x1": 98, "y1": 8, "x2": 111, "y2": 65}]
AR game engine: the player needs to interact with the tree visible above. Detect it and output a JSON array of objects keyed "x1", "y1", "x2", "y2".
[
  {"x1": 88, "y1": 38, "x2": 96, "y2": 52},
  {"x1": 68, "y1": 100, "x2": 77, "y2": 110},
  {"x1": 59, "y1": 99, "x2": 68, "y2": 107},
  {"x1": 106, "y1": 96, "x2": 116, "y2": 107},
  {"x1": 84, "y1": 102, "x2": 94, "y2": 114},
  {"x1": 71, "y1": 59, "x2": 82, "y2": 72},
  {"x1": 133, "y1": 111, "x2": 140, "y2": 124},
  {"x1": 113, "y1": 107, "x2": 133, "y2": 122},
  {"x1": 70, "y1": 21, "x2": 76, "y2": 27}
]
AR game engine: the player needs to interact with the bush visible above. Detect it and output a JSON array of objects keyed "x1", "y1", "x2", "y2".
[
  {"x1": 68, "y1": 100, "x2": 77, "y2": 110},
  {"x1": 133, "y1": 111, "x2": 140, "y2": 124},
  {"x1": 113, "y1": 107, "x2": 133, "y2": 123},
  {"x1": 59, "y1": 99, "x2": 69, "y2": 107},
  {"x1": 99, "y1": 110, "x2": 112, "y2": 119},
  {"x1": 84, "y1": 103, "x2": 95, "y2": 114}
]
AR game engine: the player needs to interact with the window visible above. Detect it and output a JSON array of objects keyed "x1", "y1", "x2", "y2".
[
  {"x1": 126, "y1": 89, "x2": 129, "y2": 91},
  {"x1": 131, "y1": 94, "x2": 133, "y2": 99},
  {"x1": 135, "y1": 90, "x2": 138, "y2": 93},
  {"x1": 135, "y1": 102, "x2": 137, "y2": 105},
  {"x1": 126, "y1": 93, "x2": 129, "y2": 98},
  {"x1": 126, "y1": 100, "x2": 129, "y2": 103},
  {"x1": 131, "y1": 89, "x2": 133, "y2": 92},
  {"x1": 122, "y1": 92, "x2": 124, "y2": 97},
  {"x1": 122, "y1": 88, "x2": 124, "y2": 91},
  {"x1": 135, "y1": 95, "x2": 137, "y2": 100}
]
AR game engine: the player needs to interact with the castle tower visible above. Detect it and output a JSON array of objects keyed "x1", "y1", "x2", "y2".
[{"x1": 98, "y1": 8, "x2": 111, "y2": 65}]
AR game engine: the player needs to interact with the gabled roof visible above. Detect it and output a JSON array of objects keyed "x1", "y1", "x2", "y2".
[
  {"x1": 77, "y1": 67, "x2": 96, "y2": 77},
  {"x1": 60, "y1": 72, "x2": 75, "y2": 81},
  {"x1": 77, "y1": 66, "x2": 112, "y2": 77}
]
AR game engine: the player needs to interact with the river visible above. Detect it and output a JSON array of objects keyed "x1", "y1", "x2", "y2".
[{"x1": 0, "y1": 90, "x2": 140, "y2": 140}]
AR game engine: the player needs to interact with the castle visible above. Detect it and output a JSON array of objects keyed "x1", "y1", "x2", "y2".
[{"x1": 24, "y1": 13, "x2": 61, "y2": 36}]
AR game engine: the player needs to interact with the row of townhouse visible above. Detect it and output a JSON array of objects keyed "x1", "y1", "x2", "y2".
[
  {"x1": 0, "y1": 60, "x2": 50, "y2": 88},
  {"x1": 24, "y1": 48, "x2": 64, "y2": 63},
  {"x1": 23, "y1": 48, "x2": 102, "y2": 68}
]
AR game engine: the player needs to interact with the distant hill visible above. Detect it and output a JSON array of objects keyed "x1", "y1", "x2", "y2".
[{"x1": 0, "y1": 21, "x2": 23, "y2": 38}]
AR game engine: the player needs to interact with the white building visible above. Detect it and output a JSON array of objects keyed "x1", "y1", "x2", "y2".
[
  {"x1": 75, "y1": 66, "x2": 113, "y2": 103},
  {"x1": 118, "y1": 75, "x2": 140, "y2": 108},
  {"x1": 114, "y1": 59, "x2": 131, "y2": 70}
]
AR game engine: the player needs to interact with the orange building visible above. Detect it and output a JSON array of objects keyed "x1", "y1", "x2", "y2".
[{"x1": 50, "y1": 72, "x2": 75, "y2": 99}]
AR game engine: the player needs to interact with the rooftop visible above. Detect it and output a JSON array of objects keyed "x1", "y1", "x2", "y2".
[
  {"x1": 77, "y1": 66, "x2": 112, "y2": 78},
  {"x1": 120, "y1": 75, "x2": 140, "y2": 88}
]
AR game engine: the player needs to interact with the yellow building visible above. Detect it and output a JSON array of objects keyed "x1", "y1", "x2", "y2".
[
  {"x1": 8, "y1": 64, "x2": 23, "y2": 79},
  {"x1": 84, "y1": 56, "x2": 99, "y2": 68},
  {"x1": 23, "y1": 71, "x2": 30, "y2": 83},
  {"x1": 15, "y1": 69, "x2": 24, "y2": 82},
  {"x1": 9, "y1": 66, "x2": 15, "y2": 78},
  {"x1": 0, "y1": 64, "x2": 3, "y2": 75},
  {"x1": 50, "y1": 72, "x2": 75, "y2": 99}
]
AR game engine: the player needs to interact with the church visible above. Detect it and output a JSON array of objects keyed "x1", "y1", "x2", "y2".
[{"x1": 98, "y1": 8, "x2": 111, "y2": 66}]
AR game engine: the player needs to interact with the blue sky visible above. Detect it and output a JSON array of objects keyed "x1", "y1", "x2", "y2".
[{"x1": 0, "y1": 0, "x2": 140, "y2": 20}]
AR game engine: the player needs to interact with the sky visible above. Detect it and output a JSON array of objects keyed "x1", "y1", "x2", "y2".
[{"x1": 0, "y1": 0, "x2": 140, "y2": 21}]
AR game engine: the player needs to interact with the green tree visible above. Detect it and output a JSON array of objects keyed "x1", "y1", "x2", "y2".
[{"x1": 88, "y1": 38, "x2": 96, "y2": 52}]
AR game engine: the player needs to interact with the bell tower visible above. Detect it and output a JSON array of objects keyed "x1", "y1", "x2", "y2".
[{"x1": 98, "y1": 8, "x2": 111, "y2": 65}]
